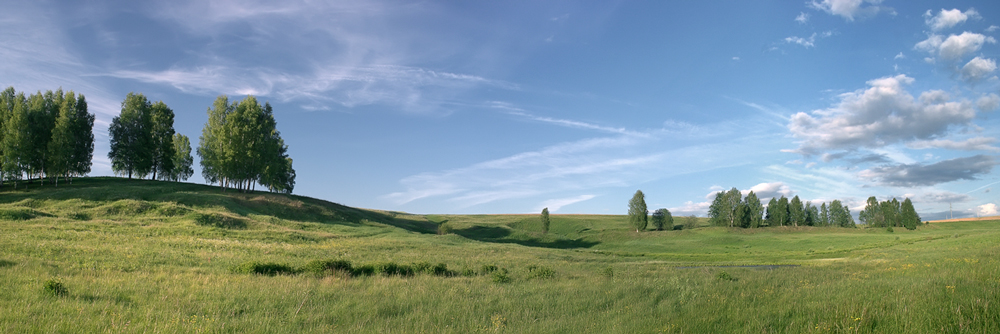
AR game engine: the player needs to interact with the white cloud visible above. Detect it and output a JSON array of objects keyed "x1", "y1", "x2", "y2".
[
  {"x1": 669, "y1": 200, "x2": 711, "y2": 217},
  {"x1": 978, "y1": 93, "x2": 1000, "y2": 111},
  {"x1": 796, "y1": 12, "x2": 810, "y2": 24},
  {"x1": 744, "y1": 182, "x2": 794, "y2": 199},
  {"x1": 894, "y1": 52, "x2": 905, "y2": 60},
  {"x1": 978, "y1": 203, "x2": 998, "y2": 216},
  {"x1": 924, "y1": 8, "x2": 980, "y2": 31},
  {"x1": 915, "y1": 32, "x2": 997, "y2": 61},
  {"x1": 961, "y1": 57, "x2": 997, "y2": 83},
  {"x1": 988, "y1": 25, "x2": 1000, "y2": 32},
  {"x1": 907, "y1": 137, "x2": 1000, "y2": 152},
  {"x1": 809, "y1": 0, "x2": 888, "y2": 21},
  {"x1": 539, "y1": 195, "x2": 596, "y2": 212},
  {"x1": 785, "y1": 34, "x2": 817, "y2": 48},
  {"x1": 786, "y1": 75, "x2": 977, "y2": 155}
]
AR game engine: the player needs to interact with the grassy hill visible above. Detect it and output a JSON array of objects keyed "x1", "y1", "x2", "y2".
[{"x1": 1, "y1": 178, "x2": 999, "y2": 332}]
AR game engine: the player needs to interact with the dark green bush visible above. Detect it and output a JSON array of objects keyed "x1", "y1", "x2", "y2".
[
  {"x1": 194, "y1": 213, "x2": 248, "y2": 229},
  {"x1": 461, "y1": 267, "x2": 476, "y2": 277},
  {"x1": 301, "y1": 259, "x2": 353, "y2": 277},
  {"x1": 527, "y1": 265, "x2": 555, "y2": 279},
  {"x1": 437, "y1": 223, "x2": 454, "y2": 235},
  {"x1": 232, "y1": 261, "x2": 297, "y2": 276},
  {"x1": 43, "y1": 279, "x2": 68, "y2": 297},
  {"x1": 491, "y1": 269, "x2": 511, "y2": 283},
  {"x1": 716, "y1": 271, "x2": 736, "y2": 281},
  {"x1": 480, "y1": 264, "x2": 499, "y2": 275},
  {"x1": 372, "y1": 262, "x2": 415, "y2": 277}
]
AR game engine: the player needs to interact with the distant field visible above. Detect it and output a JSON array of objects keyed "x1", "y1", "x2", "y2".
[
  {"x1": 1, "y1": 178, "x2": 998, "y2": 333},
  {"x1": 928, "y1": 215, "x2": 1000, "y2": 223}
]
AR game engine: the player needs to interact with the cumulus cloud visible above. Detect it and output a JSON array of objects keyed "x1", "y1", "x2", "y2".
[
  {"x1": 961, "y1": 57, "x2": 997, "y2": 83},
  {"x1": 924, "y1": 8, "x2": 980, "y2": 31},
  {"x1": 978, "y1": 93, "x2": 1000, "y2": 111},
  {"x1": 915, "y1": 32, "x2": 997, "y2": 61},
  {"x1": 979, "y1": 203, "x2": 999, "y2": 216},
  {"x1": 809, "y1": 0, "x2": 888, "y2": 21},
  {"x1": 786, "y1": 75, "x2": 977, "y2": 155},
  {"x1": 858, "y1": 155, "x2": 997, "y2": 187},
  {"x1": 907, "y1": 137, "x2": 1000, "y2": 152},
  {"x1": 743, "y1": 182, "x2": 794, "y2": 199}
]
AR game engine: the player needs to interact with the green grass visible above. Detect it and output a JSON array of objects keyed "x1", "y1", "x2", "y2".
[{"x1": 1, "y1": 177, "x2": 998, "y2": 332}]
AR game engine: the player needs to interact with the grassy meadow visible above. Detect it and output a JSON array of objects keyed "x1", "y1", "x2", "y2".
[{"x1": 1, "y1": 177, "x2": 998, "y2": 333}]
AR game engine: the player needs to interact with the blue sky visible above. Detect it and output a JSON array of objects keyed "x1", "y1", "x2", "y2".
[{"x1": 3, "y1": 0, "x2": 1000, "y2": 219}]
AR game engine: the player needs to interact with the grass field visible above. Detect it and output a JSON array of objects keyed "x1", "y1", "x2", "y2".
[{"x1": 1, "y1": 177, "x2": 998, "y2": 333}]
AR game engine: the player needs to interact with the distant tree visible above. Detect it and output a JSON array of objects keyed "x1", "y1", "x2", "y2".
[
  {"x1": 1, "y1": 92, "x2": 29, "y2": 189},
  {"x1": 830, "y1": 200, "x2": 855, "y2": 228},
  {"x1": 651, "y1": 208, "x2": 673, "y2": 231},
  {"x1": 709, "y1": 192, "x2": 726, "y2": 226},
  {"x1": 541, "y1": 207, "x2": 550, "y2": 234},
  {"x1": 67, "y1": 94, "x2": 94, "y2": 183},
  {"x1": 167, "y1": 133, "x2": 194, "y2": 182},
  {"x1": 819, "y1": 202, "x2": 830, "y2": 226},
  {"x1": 683, "y1": 215, "x2": 698, "y2": 229},
  {"x1": 628, "y1": 190, "x2": 648, "y2": 232},
  {"x1": 744, "y1": 191, "x2": 764, "y2": 228},
  {"x1": 46, "y1": 91, "x2": 76, "y2": 186},
  {"x1": 765, "y1": 197, "x2": 778, "y2": 227},
  {"x1": 150, "y1": 101, "x2": 176, "y2": 180},
  {"x1": 775, "y1": 196, "x2": 790, "y2": 227},
  {"x1": 900, "y1": 198, "x2": 920, "y2": 230},
  {"x1": 805, "y1": 202, "x2": 819, "y2": 226},
  {"x1": 723, "y1": 187, "x2": 743, "y2": 228},
  {"x1": 788, "y1": 195, "x2": 805, "y2": 227},
  {"x1": 108, "y1": 93, "x2": 154, "y2": 179}
]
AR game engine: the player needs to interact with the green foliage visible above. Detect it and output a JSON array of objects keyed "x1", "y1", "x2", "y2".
[
  {"x1": 526, "y1": 265, "x2": 555, "y2": 279},
  {"x1": 710, "y1": 188, "x2": 744, "y2": 227},
  {"x1": 437, "y1": 222, "x2": 454, "y2": 235},
  {"x1": 232, "y1": 261, "x2": 298, "y2": 276},
  {"x1": 490, "y1": 269, "x2": 512, "y2": 283},
  {"x1": 744, "y1": 191, "x2": 764, "y2": 228},
  {"x1": 901, "y1": 198, "x2": 921, "y2": 230},
  {"x1": 601, "y1": 266, "x2": 614, "y2": 278},
  {"x1": 167, "y1": 134, "x2": 194, "y2": 181},
  {"x1": 789, "y1": 196, "x2": 804, "y2": 226},
  {"x1": 43, "y1": 279, "x2": 68, "y2": 297},
  {"x1": 651, "y1": 208, "x2": 673, "y2": 231},
  {"x1": 108, "y1": 93, "x2": 155, "y2": 179},
  {"x1": 715, "y1": 271, "x2": 736, "y2": 281},
  {"x1": 198, "y1": 95, "x2": 295, "y2": 193},
  {"x1": 628, "y1": 190, "x2": 647, "y2": 232},
  {"x1": 150, "y1": 101, "x2": 176, "y2": 181},
  {"x1": 301, "y1": 259, "x2": 354, "y2": 277},
  {"x1": 683, "y1": 215, "x2": 699, "y2": 230},
  {"x1": 541, "y1": 207, "x2": 550, "y2": 234}
]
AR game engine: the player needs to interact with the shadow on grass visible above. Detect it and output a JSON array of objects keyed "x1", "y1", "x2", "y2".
[
  {"x1": 0, "y1": 177, "x2": 439, "y2": 234},
  {"x1": 0, "y1": 260, "x2": 15, "y2": 268},
  {"x1": 454, "y1": 226, "x2": 599, "y2": 249}
]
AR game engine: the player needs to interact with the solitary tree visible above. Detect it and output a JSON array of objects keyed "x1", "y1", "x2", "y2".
[
  {"x1": 628, "y1": 190, "x2": 648, "y2": 232},
  {"x1": 150, "y1": 101, "x2": 176, "y2": 180},
  {"x1": 651, "y1": 208, "x2": 673, "y2": 231},
  {"x1": 541, "y1": 207, "x2": 550, "y2": 234}
]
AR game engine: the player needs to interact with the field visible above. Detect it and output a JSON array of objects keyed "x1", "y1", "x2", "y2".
[{"x1": 1, "y1": 178, "x2": 998, "y2": 333}]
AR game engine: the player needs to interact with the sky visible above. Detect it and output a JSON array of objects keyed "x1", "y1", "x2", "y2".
[{"x1": 2, "y1": 0, "x2": 1000, "y2": 220}]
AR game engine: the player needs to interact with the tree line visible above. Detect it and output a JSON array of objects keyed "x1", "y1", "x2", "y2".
[
  {"x1": 708, "y1": 188, "x2": 857, "y2": 228},
  {"x1": 0, "y1": 87, "x2": 95, "y2": 189},
  {"x1": 108, "y1": 93, "x2": 194, "y2": 181},
  {"x1": 859, "y1": 197, "x2": 921, "y2": 231},
  {"x1": 107, "y1": 93, "x2": 295, "y2": 194}
]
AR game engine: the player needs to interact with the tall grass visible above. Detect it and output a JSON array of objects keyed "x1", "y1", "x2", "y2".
[{"x1": 0, "y1": 178, "x2": 998, "y2": 332}]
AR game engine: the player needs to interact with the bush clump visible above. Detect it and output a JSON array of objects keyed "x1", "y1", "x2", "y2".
[
  {"x1": 491, "y1": 269, "x2": 511, "y2": 283},
  {"x1": 437, "y1": 223, "x2": 454, "y2": 235},
  {"x1": 716, "y1": 271, "x2": 736, "y2": 281},
  {"x1": 194, "y1": 213, "x2": 248, "y2": 229},
  {"x1": 301, "y1": 259, "x2": 353, "y2": 277},
  {"x1": 232, "y1": 261, "x2": 298, "y2": 276},
  {"x1": 43, "y1": 279, "x2": 68, "y2": 297},
  {"x1": 527, "y1": 265, "x2": 555, "y2": 279}
]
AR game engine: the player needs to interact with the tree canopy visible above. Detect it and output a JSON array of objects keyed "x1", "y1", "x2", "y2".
[
  {"x1": 628, "y1": 190, "x2": 648, "y2": 232},
  {"x1": 198, "y1": 95, "x2": 295, "y2": 193}
]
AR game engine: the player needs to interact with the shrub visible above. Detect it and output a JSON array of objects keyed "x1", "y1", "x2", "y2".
[
  {"x1": 43, "y1": 279, "x2": 68, "y2": 297},
  {"x1": 480, "y1": 264, "x2": 499, "y2": 275},
  {"x1": 372, "y1": 262, "x2": 414, "y2": 277},
  {"x1": 232, "y1": 261, "x2": 297, "y2": 276},
  {"x1": 527, "y1": 265, "x2": 555, "y2": 279},
  {"x1": 491, "y1": 269, "x2": 511, "y2": 283},
  {"x1": 886, "y1": 226, "x2": 894, "y2": 233},
  {"x1": 301, "y1": 259, "x2": 353, "y2": 277},
  {"x1": 601, "y1": 266, "x2": 614, "y2": 279},
  {"x1": 418, "y1": 262, "x2": 453, "y2": 277},
  {"x1": 437, "y1": 223, "x2": 454, "y2": 235},
  {"x1": 461, "y1": 267, "x2": 476, "y2": 277},
  {"x1": 716, "y1": 271, "x2": 736, "y2": 281}
]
